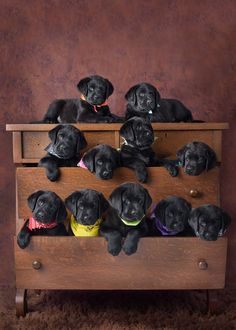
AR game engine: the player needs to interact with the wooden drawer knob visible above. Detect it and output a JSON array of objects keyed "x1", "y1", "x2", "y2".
[
  {"x1": 32, "y1": 260, "x2": 42, "y2": 270},
  {"x1": 189, "y1": 189, "x2": 199, "y2": 198},
  {"x1": 198, "y1": 260, "x2": 208, "y2": 270}
]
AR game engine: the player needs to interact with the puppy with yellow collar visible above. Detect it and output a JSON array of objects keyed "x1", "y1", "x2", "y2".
[{"x1": 65, "y1": 189, "x2": 109, "y2": 237}]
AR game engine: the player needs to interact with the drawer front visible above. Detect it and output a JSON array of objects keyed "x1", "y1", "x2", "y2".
[
  {"x1": 16, "y1": 167, "x2": 220, "y2": 219},
  {"x1": 15, "y1": 237, "x2": 227, "y2": 290},
  {"x1": 22, "y1": 131, "x2": 118, "y2": 162}
]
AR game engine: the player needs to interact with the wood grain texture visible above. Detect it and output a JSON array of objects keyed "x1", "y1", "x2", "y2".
[
  {"x1": 14, "y1": 236, "x2": 227, "y2": 290},
  {"x1": 6, "y1": 123, "x2": 229, "y2": 131},
  {"x1": 16, "y1": 167, "x2": 220, "y2": 219}
]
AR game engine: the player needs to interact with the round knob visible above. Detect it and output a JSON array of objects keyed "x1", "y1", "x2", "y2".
[
  {"x1": 32, "y1": 260, "x2": 42, "y2": 270},
  {"x1": 198, "y1": 259, "x2": 208, "y2": 270},
  {"x1": 189, "y1": 189, "x2": 199, "y2": 198}
]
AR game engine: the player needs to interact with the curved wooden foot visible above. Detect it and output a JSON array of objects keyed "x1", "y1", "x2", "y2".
[
  {"x1": 16, "y1": 289, "x2": 27, "y2": 317},
  {"x1": 206, "y1": 289, "x2": 222, "y2": 314}
]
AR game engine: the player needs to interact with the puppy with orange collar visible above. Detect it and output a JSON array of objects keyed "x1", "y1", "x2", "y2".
[{"x1": 38, "y1": 75, "x2": 123, "y2": 123}]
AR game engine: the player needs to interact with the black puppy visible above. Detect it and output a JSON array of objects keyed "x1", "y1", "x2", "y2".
[
  {"x1": 120, "y1": 117, "x2": 178, "y2": 182},
  {"x1": 40, "y1": 75, "x2": 123, "y2": 123},
  {"x1": 78, "y1": 144, "x2": 120, "y2": 180},
  {"x1": 188, "y1": 205, "x2": 231, "y2": 241},
  {"x1": 125, "y1": 83, "x2": 194, "y2": 122},
  {"x1": 65, "y1": 189, "x2": 109, "y2": 236},
  {"x1": 17, "y1": 190, "x2": 68, "y2": 249},
  {"x1": 148, "y1": 196, "x2": 192, "y2": 236},
  {"x1": 39, "y1": 124, "x2": 87, "y2": 181},
  {"x1": 176, "y1": 141, "x2": 217, "y2": 176},
  {"x1": 100, "y1": 183, "x2": 152, "y2": 256}
]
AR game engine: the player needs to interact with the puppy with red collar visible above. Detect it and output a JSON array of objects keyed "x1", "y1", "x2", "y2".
[
  {"x1": 38, "y1": 75, "x2": 123, "y2": 123},
  {"x1": 17, "y1": 190, "x2": 68, "y2": 249}
]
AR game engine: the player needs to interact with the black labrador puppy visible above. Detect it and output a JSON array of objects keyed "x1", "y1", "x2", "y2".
[
  {"x1": 39, "y1": 124, "x2": 87, "y2": 181},
  {"x1": 176, "y1": 141, "x2": 217, "y2": 176},
  {"x1": 40, "y1": 75, "x2": 123, "y2": 123},
  {"x1": 17, "y1": 190, "x2": 68, "y2": 249},
  {"x1": 78, "y1": 144, "x2": 120, "y2": 180},
  {"x1": 100, "y1": 183, "x2": 152, "y2": 256},
  {"x1": 188, "y1": 205, "x2": 231, "y2": 241},
  {"x1": 65, "y1": 189, "x2": 109, "y2": 236},
  {"x1": 148, "y1": 196, "x2": 192, "y2": 236},
  {"x1": 120, "y1": 117, "x2": 178, "y2": 182},
  {"x1": 125, "y1": 83, "x2": 194, "y2": 122}
]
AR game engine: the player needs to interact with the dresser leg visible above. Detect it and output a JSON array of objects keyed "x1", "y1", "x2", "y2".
[
  {"x1": 16, "y1": 289, "x2": 28, "y2": 317},
  {"x1": 206, "y1": 289, "x2": 221, "y2": 314}
]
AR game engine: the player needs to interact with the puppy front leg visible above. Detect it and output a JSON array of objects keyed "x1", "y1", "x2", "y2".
[
  {"x1": 123, "y1": 230, "x2": 141, "y2": 255},
  {"x1": 38, "y1": 156, "x2": 60, "y2": 181},
  {"x1": 17, "y1": 219, "x2": 32, "y2": 249},
  {"x1": 100, "y1": 227, "x2": 122, "y2": 256},
  {"x1": 155, "y1": 159, "x2": 179, "y2": 177},
  {"x1": 122, "y1": 159, "x2": 148, "y2": 183}
]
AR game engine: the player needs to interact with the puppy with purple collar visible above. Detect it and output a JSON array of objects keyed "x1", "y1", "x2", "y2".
[{"x1": 148, "y1": 196, "x2": 192, "y2": 236}]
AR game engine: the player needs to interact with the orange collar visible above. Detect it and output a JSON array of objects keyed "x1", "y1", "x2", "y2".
[
  {"x1": 80, "y1": 94, "x2": 108, "y2": 113},
  {"x1": 28, "y1": 216, "x2": 57, "y2": 230}
]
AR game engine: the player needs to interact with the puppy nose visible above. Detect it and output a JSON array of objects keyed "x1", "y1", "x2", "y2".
[
  {"x1": 131, "y1": 209, "x2": 137, "y2": 215},
  {"x1": 37, "y1": 211, "x2": 44, "y2": 218},
  {"x1": 102, "y1": 170, "x2": 109, "y2": 177},
  {"x1": 59, "y1": 144, "x2": 66, "y2": 150}
]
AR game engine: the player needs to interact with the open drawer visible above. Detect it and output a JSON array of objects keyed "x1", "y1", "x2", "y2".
[
  {"x1": 14, "y1": 236, "x2": 227, "y2": 290},
  {"x1": 6, "y1": 123, "x2": 228, "y2": 163}
]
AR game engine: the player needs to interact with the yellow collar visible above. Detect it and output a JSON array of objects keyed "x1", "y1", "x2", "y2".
[{"x1": 70, "y1": 214, "x2": 102, "y2": 236}]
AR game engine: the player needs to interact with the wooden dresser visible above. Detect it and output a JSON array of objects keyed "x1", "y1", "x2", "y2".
[{"x1": 6, "y1": 123, "x2": 229, "y2": 316}]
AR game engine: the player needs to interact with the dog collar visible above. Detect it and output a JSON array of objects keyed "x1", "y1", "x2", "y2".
[
  {"x1": 70, "y1": 214, "x2": 102, "y2": 236},
  {"x1": 80, "y1": 94, "x2": 108, "y2": 113},
  {"x1": 120, "y1": 215, "x2": 144, "y2": 226},
  {"x1": 28, "y1": 216, "x2": 57, "y2": 231},
  {"x1": 77, "y1": 157, "x2": 88, "y2": 169},
  {"x1": 150, "y1": 206, "x2": 179, "y2": 236}
]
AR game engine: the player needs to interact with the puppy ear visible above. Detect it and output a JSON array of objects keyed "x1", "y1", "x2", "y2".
[
  {"x1": 143, "y1": 187, "x2": 152, "y2": 211},
  {"x1": 55, "y1": 198, "x2": 67, "y2": 223},
  {"x1": 76, "y1": 130, "x2": 87, "y2": 154},
  {"x1": 82, "y1": 148, "x2": 97, "y2": 172},
  {"x1": 27, "y1": 190, "x2": 45, "y2": 211},
  {"x1": 205, "y1": 146, "x2": 217, "y2": 171},
  {"x1": 154, "y1": 200, "x2": 168, "y2": 224},
  {"x1": 176, "y1": 144, "x2": 188, "y2": 167},
  {"x1": 98, "y1": 193, "x2": 110, "y2": 217},
  {"x1": 188, "y1": 208, "x2": 200, "y2": 236},
  {"x1": 48, "y1": 125, "x2": 64, "y2": 144},
  {"x1": 120, "y1": 120, "x2": 135, "y2": 142},
  {"x1": 109, "y1": 186, "x2": 124, "y2": 213},
  {"x1": 219, "y1": 210, "x2": 231, "y2": 236},
  {"x1": 77, "y1": 77, "x2": 91, "y2": 96},
  {"x1": 125, "y1": 85, "x2": 139, "y2": 106},
  {"x1": 105, "y1": 78, "x2": 114, "y2": 99},
  {"x1": 65, "y1": 191, "x2": 81, "y2": 216}
]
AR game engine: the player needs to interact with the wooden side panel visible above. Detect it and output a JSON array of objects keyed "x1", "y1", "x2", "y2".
[
  {"x1": 13, "y1": 132, "x2": 23, "y2": 163},
  {"x1": 16, "y1": 167, "x2": 219, "y2": 219},
  {"x1": 14, "y1": 236, "x2": 227, "y2": 290}
]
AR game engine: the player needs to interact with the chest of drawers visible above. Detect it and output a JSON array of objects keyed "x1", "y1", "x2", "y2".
[{"x1": 6, "y1": 122, "x2": 228, "y2": 316}]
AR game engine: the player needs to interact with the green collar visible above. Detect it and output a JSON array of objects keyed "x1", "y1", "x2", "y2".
[{"x1": 120, "y1": 215, "x2": 145, "y2": 226}]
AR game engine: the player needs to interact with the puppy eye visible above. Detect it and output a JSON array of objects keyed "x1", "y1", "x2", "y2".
[
  {"x1": 58, "y1": 134, "x2": 64, "y2": 139},
  {"x1": 79, "y1": 204, "x2": 84, "y2": 210},
  {"x1": 139, "y1": 93, "x2": 145, "y2": 97},
  {"x1": 38, "y1": 200, "x2": 44, "y2": 206},
  {"x1": 198, "y1": 157, "x2": 204, "y2": 162},
  {"x1": 200, "y1": 221, "x2": 206, "y2": 227},
  {"x1": 169, "y1": 213, "x2": 174, "y2": 217},
  {"x1": 89, "y1": 87, "x2": 94, "y2": 91},
  {"x1": 96, "y1": 159, "x2": 103, "y2": 165},
  {"x1": 125, "y1": 199, "x2": 130, "y2": 205}
]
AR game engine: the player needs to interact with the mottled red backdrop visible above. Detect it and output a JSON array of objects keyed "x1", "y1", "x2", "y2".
[{"x1": 0, "y1": 0, "x2": 236, "y2": 287}]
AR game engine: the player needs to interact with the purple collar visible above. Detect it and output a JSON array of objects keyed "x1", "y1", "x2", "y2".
[{"x1": 150, "y1": 206, "x2": 179, "y2": 236}]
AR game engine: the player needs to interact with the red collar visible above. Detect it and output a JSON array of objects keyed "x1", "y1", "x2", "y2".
[
  {"x1": 80, "y1": 94, "x2": 108, "y2": 113},
  {"x1": 28, "y1": 216, "x2": 57, "y2": 230}
]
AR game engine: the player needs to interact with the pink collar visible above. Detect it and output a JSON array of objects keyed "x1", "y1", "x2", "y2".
[
  {"x1": 77, "y1": 157, "x2": 88, "y2": 169},
  {"x1": 80, "y1": 94, "x2": 108, "y2": 113},
  {"x1": 28, "y1": 216, "x2": 57, "y2": 230}
]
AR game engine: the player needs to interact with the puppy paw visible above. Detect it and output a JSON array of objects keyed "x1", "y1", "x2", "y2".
[
  {"x1": 136, "y1": 171, "x2": 148, "y2": 183},
  {"x1": 17, "y1": 232, "x2": 31, "y2": 249},
  {"x1": 46, "y1": 169, "x2": 60, "y2": 181},
  {"x1": 166, "y1": 165, "x2": 179, "y2": 177},
  {"x1": 123, "y1": 242, "x2": 138, "y2": 255},
  {"x1": 108, "y1": 242, "x2": 122, "y2": 256}
]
